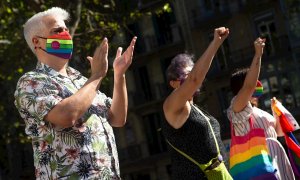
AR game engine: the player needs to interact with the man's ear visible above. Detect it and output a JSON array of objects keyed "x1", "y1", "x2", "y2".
[{"x1": 32, "y1": 37, "x2": 39, "y2": 46}]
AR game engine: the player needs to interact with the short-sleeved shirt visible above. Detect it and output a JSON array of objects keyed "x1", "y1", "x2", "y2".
[
  {"x1": 14, "y1": 62, "x2": 120, "y2": 180},
  {"x1": 227, "y1": 98, "x2": 278, "y2": 138}
]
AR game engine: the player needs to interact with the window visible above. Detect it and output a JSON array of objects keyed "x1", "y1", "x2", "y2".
[
  {"x1": 203, "y1": 0, "x2": 213, "y2": 10},
  {"x1": 152, "y1": 10, "x2": 176, "y2": 46},
  {"x1": 161, "y1": 56, "x2": 173, "y2": 82},
  {"x1": 290, "y1": 71, "x2": 300, "y2": 107},
  {"x1": 125, "y1": 123, "x2": 136, "y2": 145},
  {"x1": 139, "y1": 66, "x2": 152, "y2": 100},
  {"x1": 200, "y1": 0, "x2": 230, "y2": 14},
  {"x1": 259, "y1": 72, "x2": 298, "y2": 110},
  {"x1": 281, "y1": 73, "x2": 296, "y2": 108},
  {"x1": 215, "y1": 40, "x2": 230, "y2": 71},
  {"x1": 132, "y1": 66, "x2": 153, "y2": 104},
  {"x1": 281, "y1": 0, "x2": 300, "y2": 47},
  {"x1": 142, "y1": 112, "x2": 167, "y2": 155},
  {"x1": 123, "y1": 172, "x2": 151, "y2": 180},
  {"x1": 216, "y1": 87, "x2": 233, "y2": 139},
  {"x1": 208, "y1": 33, "x2": 230, "y2": 74},
  {"x1": 254, "y1": 12, "x2": 278, "y2": 56}
]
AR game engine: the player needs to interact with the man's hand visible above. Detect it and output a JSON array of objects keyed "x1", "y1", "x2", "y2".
[
  {"x1": 113, "y1": 36, "x2": 137, "y2": 77},
  {"x1": 87, "y1": 38, "x2": 109, "y2": 78},
  {"x1": 213, "y1": 27, "x2": 229, "y2": 45},
  {"x1": 254, "y1": 37, "x2": 266, "y2": 57}
]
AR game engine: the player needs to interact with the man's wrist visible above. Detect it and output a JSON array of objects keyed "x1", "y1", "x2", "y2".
[{"x1": 90, "y1": 74, "x2": 104, "y2": 83}]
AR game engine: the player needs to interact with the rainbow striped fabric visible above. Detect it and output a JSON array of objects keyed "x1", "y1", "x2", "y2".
[
  {"x1": 229, "y1": 117, "x2": 277, "y2": 180},
  {"x1": 252, "y1": 80, "x2": 263, "y2": 98},
  {"x1": 46, "y1": 31, "x2": 73, "y2": 59}
]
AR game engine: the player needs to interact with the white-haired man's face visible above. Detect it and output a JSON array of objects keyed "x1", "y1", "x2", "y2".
[
  {"x1": 32, "y1": 15, "x2": 70, "y2": 61},
  {"x1": 43, "y1": 15, "x2": 69, "y2": 36}
]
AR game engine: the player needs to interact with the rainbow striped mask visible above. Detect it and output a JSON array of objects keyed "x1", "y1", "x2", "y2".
[
  {"x1": 38, "y1": 31, "x2": 73, "y2": 59},
  {"x1": 252, "y1": 80, "x2": 263, "y2": 98}
]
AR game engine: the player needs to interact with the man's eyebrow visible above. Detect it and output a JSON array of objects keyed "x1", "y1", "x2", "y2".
[
  {"x1": 49, "y1": 27, "x2": 65, "y2": 34},
  {"x1": 53, "y1": 27, "x2": 63, "y2": 30}
]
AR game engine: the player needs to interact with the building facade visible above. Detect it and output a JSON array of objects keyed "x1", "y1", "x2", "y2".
[{"x1": 115, "y1": 0, "x2": 300, "y2": 179}]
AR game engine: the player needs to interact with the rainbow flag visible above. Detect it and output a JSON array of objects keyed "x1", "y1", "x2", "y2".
[{"x1": 271, "y1": 97, "x2": 300, "y2": 178}]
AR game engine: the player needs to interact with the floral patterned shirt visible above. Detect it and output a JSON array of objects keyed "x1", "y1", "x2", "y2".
[{"x1": 14, "y1": 62, "x2": 120, "y2": 180}]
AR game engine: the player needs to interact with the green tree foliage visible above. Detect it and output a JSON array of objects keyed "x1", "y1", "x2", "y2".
[{"x1": 0, "y1": 0, "x2": 171, "y2": 178}]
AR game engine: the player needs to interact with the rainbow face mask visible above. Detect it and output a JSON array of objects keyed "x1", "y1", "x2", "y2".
[
  {"x1": 252, "y1": 80, "x2": 263, "y2": 98},
  {"x1": 37, "y1": 31, "x2": 73, "y2": 59}
]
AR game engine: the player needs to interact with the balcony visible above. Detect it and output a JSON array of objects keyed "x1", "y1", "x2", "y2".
[
  {"x1": 134, "y1": 23, "x2": 183, "y2": 55},
  {"x1": 118, "y1": 143, "x2": 143, "y2": 162},
  {"x1": 189, "y1": 1, "x2": 245, "y2": 29},
  {"x1": 206, "y1": 35, "x2": 291, "y2": 78},
  {"x1": 230, "y1": 35, "x2": 290, "y2": 62},
  {"x1": 118, "y1": 139, "x2": 167, "y2": 164},
  {"x1": 128, "y1": 82, "x2": 168, "y2": 107}
]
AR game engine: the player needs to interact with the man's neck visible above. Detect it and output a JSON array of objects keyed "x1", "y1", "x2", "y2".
[{"x1": 38, "y1": 56, "x2": 69, "y2": 76}]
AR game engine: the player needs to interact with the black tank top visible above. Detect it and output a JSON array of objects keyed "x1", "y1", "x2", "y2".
[{"x1": 162, "y1": 105, "x2": 227, "y2": 180}]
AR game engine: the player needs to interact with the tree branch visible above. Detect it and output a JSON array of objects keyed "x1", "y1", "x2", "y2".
[{"x1": 70, "y1": 0, "x2": 82, "y2": 37}]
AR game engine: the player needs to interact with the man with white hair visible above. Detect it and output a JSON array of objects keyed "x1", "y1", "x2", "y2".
[{"x1": 14, "y1": 7, "x2": 137, "y2": 179}]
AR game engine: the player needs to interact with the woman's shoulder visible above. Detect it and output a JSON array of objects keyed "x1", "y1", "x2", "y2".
[{"x1": 253, "y1": 107, "x2": 275, "y2": 121}]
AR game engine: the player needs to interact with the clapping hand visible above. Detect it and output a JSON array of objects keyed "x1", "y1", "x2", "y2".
[
  {"x1": 87, "y1": 38, "x2": 109, "y2": 78},
  {"x1": 113, "y1": 37, "x2": 137, "y2": 77}
]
